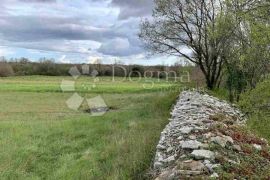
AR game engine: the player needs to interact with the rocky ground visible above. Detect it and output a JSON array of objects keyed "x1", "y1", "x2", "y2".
[{"x1": 153, "y1": 91, "x2": 270, "y2": 179}]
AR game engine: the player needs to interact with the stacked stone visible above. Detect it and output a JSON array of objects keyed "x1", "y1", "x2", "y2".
[{"x1": 153, "y1": 91, "x2": 246, "y2": 179}]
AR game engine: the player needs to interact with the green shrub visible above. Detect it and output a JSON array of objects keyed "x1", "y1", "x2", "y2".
[
  {"x1": 239, "y1": 77, "x2": 270, "y2": 142},
  {"x1": 239, "y1": 78, "x2": 270, "y2": 114}
]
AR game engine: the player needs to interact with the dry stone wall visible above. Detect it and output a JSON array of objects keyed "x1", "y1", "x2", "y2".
[{"x1": 153, "y1": 91, "x2": 252, "y2": 179}]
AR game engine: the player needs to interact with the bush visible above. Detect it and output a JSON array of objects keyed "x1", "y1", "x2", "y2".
[
  {"x1": 0, "y1": 62, "x2": 14, "y2": 77},
  {"x1": 239, "y1": 78, "x2": 270, "y2": 114},
  {"x1": 130, "y1": 66, "x2": 144, "y2": 77},
  {"x1": 4, "y1": 57, "x2": 200, "y2": 78},
  {"x1": 10, "y1": 59, "x2": 34, "y2": 75},
  {"x1": 239, "y1": 77, "x2": 270, "y2": 142}
]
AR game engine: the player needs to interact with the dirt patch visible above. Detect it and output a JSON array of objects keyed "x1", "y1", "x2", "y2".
[
  {"x1": 83, "y1": 106, "x2": 119, "y2": 114},
  {"x1": 84, "y1": 107, "x2": 109, "y2": 114}
]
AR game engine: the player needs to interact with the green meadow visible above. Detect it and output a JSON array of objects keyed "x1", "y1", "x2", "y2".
[
  {"x1": 0, "y1": 76, "x2": 180, "y2": 180},
  {"x1": 0, "y1": 76, "x2": 180, "y2": 93}
]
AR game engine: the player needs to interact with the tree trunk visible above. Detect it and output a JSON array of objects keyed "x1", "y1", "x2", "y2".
[{"x1": 206, "y1": 77, "x2": 215, "y2": 90}]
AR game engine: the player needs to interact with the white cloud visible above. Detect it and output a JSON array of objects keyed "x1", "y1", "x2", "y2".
[
  {"x1": 0, "y1": 0, "x2": 188, "y2": 65},
  {"x1": 88, "y1": 56, "x2": 103, "y2": 64},
  {"x1": 98, "y1": 38, "x2": 130, "y2": 56},
  {"x1": 0, "y1": 47, "x2": 13, "y2": 56}
]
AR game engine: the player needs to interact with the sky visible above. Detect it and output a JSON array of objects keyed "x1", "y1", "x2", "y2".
[{"x1": 0, "y1": 0, "x2": 184, "y2": 65}]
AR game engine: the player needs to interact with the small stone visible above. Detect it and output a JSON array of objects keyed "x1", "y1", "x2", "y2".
[
  {"x1": 183, "y1": 159, "x2": 193, "y2": 163},
  {"x1": 160, "y1": 136, "x2": 165, "y2": 142},
  {"x1": 164, "y1": 155, "x2": 175, "y2": 163},
  {"x1": 204, "y1": 160, "x2": 211, "y2": 164},
  {"x1": 201, "y1": 143, "x2": 209, "y2": 149},
  {"x1": 157, "y1": 144, "x2": 166, "y2": 150},
  {"x1": 156, "y1": 152, "x2": 163, "y2": 160},
  {"x1": 189, "y1": 135, "x2": 197, "y2": 140},
  {"x1": 216, "y1": 132, "x2": 223, "y2": 136},
  {"x1": 191, "y1": 150, "x2": 215, "y2": 160},
  {"x1": 211, "y1": 136, "x2": 226, "y2": 147},
  {"x1": 253, "y1": 144, "x2": 262, "y2": 151},
  {"x1": 228, "y1": 159, "x2": 238, "y2": 164},
  {"x1": 233, "y1": 145, "x2": 241, "y2": 152},
  {"x1": 180, "y1": 105, "x2": 191, "y2": 110},
  {"x1": 155, "y1": 170, "x2": 172, "y2": 180},
  {"x1": 203, "y1": 159, "x2": 220, "y2": 173},
  {"x1": 261, "y1": 138, "x2": 268, "y2": 144},
  {"x1": 179, "y1": 160, "x2": 206, "y2": 171},
  {"x1": 154, "y1": 162, "x2": 163, "y2": 169},
  {"x1": 179, "y1": 154, "x2": 187, "y2": 159},
  {"x1": 180, "y1": 127, "x2": 193, "y2": 134},
  {"x1": 223, "y1": 136, "x2": 234, "y2": 144},
  {"x1": 204, "y1": 132, "x2": 214, "y2": 139},
  {"x1": 191, "y1": 102, "x2": 201, "y2": 106},
  {"x1": 177, "y1": 170, "x2": 202, "y2": 175},
  {"x1": 181, "y1": 140, "x2": 202, "y2": 149},
  {"x1": 157, "y1": 158, "x2": 163, "y2": 164},
  {"x1": 210, "y1": 173, "x2": 219, "y2": 178},
  {"x1": 211, "y1": 136, "x2": 233, "y2": 147},
  {"x1": 177, "y1": 136, "x2": 183, "y2": 140},
  {"x1": 167, "y1": 147, "x2": 174, "y2": 153}
]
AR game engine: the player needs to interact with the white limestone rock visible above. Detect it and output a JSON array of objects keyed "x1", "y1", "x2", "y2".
[
  {"x1": 253, "y1": 144, "x2": 262, "y2": 151},
  {"x1": 163, "y1": 155, "x2": 175, "y2": 163},
  {"x1": 211, "y1": 136, "x2": 234, "y2": 147},
  {"x1": 210, "y1": 173, "x2": 219, "y2": 178},
  {"x1": 181, "y1": 140, "x2": 202, "y2": 150},
  {"x1": 179, "y1": 126, "x2": 193, "y2": 134},
  {"x1": 191, "y1": 150, "x2": 215, "y2": 160}
]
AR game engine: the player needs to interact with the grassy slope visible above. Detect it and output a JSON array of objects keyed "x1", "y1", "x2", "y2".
[
  {"x1": 239, "y1": 79, "x2": 270, "y2": 142},
  {"x1": 0, "y1": 76, "x2": 180, "y2": 180}
]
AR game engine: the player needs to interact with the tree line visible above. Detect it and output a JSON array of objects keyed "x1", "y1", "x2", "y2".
[{"x1": 0, "y1": 57, "x2": 197, "y2": 80}]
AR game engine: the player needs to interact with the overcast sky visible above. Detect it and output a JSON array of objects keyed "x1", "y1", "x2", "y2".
[{"x1": 0, "y1": 0, "x2": 183, "y2": 65}]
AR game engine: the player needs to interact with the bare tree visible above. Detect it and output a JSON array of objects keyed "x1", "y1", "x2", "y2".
[{"x1": 139, "y1": 0, "x2": 235, "y2": 89}]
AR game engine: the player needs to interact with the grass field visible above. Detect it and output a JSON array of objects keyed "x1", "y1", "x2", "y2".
[
  {"x1": 0, "y1": 76, "x2": 180, "y2": 180},
  {"x1": 0, "y1": 76, "x2": 180, "y2": 93}
]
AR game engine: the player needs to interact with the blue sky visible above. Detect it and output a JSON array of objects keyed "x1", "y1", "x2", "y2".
[{"x1": 0, "y1": 0, "x2": 185, "y2": 65}]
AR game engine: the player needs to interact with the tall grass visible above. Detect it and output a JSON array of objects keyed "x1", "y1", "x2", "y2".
[
  {"x1": 0, "y1": 76, "x2": 179, "y2": 179},
  {"x1": 239, "y1": 78, "x2": 270, "y2": 142}
]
